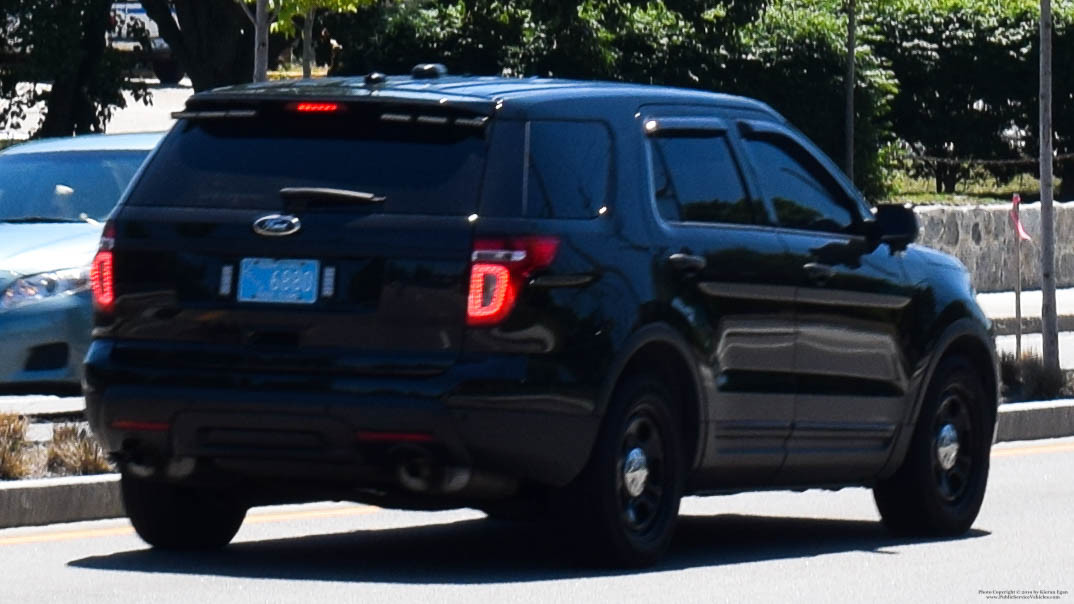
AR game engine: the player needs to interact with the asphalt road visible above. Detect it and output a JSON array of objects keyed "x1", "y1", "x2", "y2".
[
  {"x1": 4, "y1": 79, "x2": 193, "y2": 140},
  {"x1": 0, "y1": 439, "x2": 1071, "y2": 604}
]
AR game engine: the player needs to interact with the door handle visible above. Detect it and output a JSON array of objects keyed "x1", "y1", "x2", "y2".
[
  {"x1": 803, "y1": 262, "x2": 835, "y2": 283},
  {"x1": 668, "y1": 253, "x2": 707, "y2": 272}
]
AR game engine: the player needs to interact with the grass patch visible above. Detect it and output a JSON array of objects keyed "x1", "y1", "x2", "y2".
[
  {"x1": 882, "y1": 170, "x2": 1054, "y2": 206},
  {"x1": 0, "y1": 414, "x2": 33, "y2": 479},
  {"x1": 1000, "y1": 351, "x2": 1071, "y2": 402},
  {"x1": 267, "y1": 66, "x2": 330, "y2": 80},
  {"x1": 46, "y1": 424, "x2": 112, "y2": 476}
]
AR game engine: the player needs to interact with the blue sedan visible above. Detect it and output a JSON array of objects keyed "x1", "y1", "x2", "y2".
[{"x1": 0, "y1": 132, "x2": 162, "y2": 386}]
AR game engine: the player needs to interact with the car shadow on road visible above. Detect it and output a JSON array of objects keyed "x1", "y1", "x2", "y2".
[{"x1": 68, "y1": 513, "x2": 990, "y2": 584}]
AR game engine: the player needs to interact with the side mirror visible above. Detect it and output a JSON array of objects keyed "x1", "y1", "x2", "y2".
[{"x1": 871, "y1": 204, "x2": 918, "y2": 250}]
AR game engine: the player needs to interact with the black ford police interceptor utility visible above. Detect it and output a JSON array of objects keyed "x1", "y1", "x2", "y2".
[{"x1": 85, "y1": 65, "x2": 998, "y2": 567}]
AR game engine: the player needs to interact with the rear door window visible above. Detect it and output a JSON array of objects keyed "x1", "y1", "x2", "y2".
[
  {"x1": 647, "y1": 133, "x2": 757, "y2": 225},
  {"x1": 127, "y1": 107, "x2": 488, "y2": 215},
  {"x1": 525, "y1": 120, "x2": 611, "y2": 218}
]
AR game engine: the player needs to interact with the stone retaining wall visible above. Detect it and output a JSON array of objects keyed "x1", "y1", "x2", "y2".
[{"x1": 914, "y1": 202, "x2": 1074, "y2": 292}]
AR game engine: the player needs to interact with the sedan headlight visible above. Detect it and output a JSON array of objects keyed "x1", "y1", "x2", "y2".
[{"x1": 0, "y1": 267, "x2": 90, "y2": 311}]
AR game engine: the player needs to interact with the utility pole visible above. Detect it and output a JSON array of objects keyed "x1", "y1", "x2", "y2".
[
  {"x1": 1040, "y1": 0, "x2": 1060, "y2": 373},
  {"x1": 845, "y1": 0, "x2": 856, "y2": 183}
]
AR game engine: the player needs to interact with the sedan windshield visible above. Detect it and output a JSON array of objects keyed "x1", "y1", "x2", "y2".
[{"x1": 0, "y1": 150, "x2": 148, "y2": 222}]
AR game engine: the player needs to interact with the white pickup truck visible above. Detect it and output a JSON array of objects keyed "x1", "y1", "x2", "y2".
[{"x1": 111, "y1": 2, "x2": 185, "y2": 84}]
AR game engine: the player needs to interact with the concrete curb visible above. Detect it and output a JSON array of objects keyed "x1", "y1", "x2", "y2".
[
  {"x1": 0, "y1": 474, "x2": 121, "y2": 530},
  {"x1": 996, "y1": 399, "x2": 1074, "y2": 442},
  {"x1": 990, "y1": 316, "x2": 1074, "y2": 337},
  {"x1": 0, "y1": 401, "x2": 1072, "y2": 530}
]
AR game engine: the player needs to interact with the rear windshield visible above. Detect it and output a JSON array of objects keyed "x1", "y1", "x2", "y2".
[{"x1": 127, "y1": 108, "x2": 488, "y2": 215}]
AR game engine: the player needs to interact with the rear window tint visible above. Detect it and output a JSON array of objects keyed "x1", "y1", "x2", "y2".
[
  {"x1": 648, "y1": 134, "x2": 756, "y2": 225},
  {"x1": 525, "y1": 121, "x2": 611, "y2": 218},
  {"x1": 127, "y1": 109, "x2": 488, "y2": 215}
]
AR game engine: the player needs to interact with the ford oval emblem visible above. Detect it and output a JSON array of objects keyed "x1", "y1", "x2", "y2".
[{"x1": 252, "y1": 214, "x2": 301, "y2": 237}]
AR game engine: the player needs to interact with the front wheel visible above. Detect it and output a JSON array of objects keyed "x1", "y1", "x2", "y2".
[
  {"x1": 566, "y1": 374, "x2": 685, "y2": 567},
  {"x1": 122, "y1": 473, "x2": 247, "y2": 550},
  {"x1": 873, "y1": 356, "x2": 993, "y2": 536}
]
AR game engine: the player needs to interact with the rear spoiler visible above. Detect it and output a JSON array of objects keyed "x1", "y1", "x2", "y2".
[{"x1": 173, "y1": 88, "x2": 498, "y2": 122}]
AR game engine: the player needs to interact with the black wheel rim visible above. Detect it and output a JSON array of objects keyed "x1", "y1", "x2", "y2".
[
  {"x1": 616, "y1": 401, "x2": 667, "y2": 536},
  {"x1": 931, "y1": 386, "x2": 975, "y2": 503}
]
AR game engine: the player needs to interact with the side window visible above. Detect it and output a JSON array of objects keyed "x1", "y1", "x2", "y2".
[
  {"x1": 647, "y1": 133, "x2": 756, "y2": 225},
  {"x1": 743, "y1": 136, "x2": 854, "y2": 233},
  {"x1": 526, "y1": 121, "x2": 611, "y2": 218}
]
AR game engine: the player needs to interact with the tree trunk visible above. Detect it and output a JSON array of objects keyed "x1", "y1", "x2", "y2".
[
  {"x1": 253, "y1": 0, "x2": 270, "y2": 82},
  {"x1": 38, "y1": 0, "x2": 111, "y2": 137},
  {"x1": 140, "y1": 0, "x2": 254, "y2": 92},
  {"x1": 302, "y1": 8, "x2": 315, "y2": 79},
  {"x1": 942, "y1": 169, "x2": 958, "y2": 194}
]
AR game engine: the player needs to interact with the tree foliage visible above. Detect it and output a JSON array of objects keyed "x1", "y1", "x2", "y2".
[
  {"x1": 324, "y1": 0, "x2": 894, "y2": 198},
  {"x1": 723, "y1": 0, "x2": 896, "y2": 198},
  {"x1": 866, "y1": 0, "x2": 1038, "y2": 193},
  {"x1": 0, "y1": 0, "x2": 150, "y2": 137},
  {"x1": 272, "y1": 0, "x2": 374, "y2": 78}
]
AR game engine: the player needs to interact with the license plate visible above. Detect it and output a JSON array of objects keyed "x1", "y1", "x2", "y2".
[{"x1": 237, "y1": 258, "x2": 319, "y2": 304}]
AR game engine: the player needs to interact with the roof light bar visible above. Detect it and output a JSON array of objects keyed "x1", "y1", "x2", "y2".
[
  {"x1": 171, "y1": 109, "x2": 257, "y2": 120},
  {"x1": 378, "y1": 113, "x2": 488, "y2": 128}
]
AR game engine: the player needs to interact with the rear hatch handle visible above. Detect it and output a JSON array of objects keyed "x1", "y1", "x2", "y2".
[{"x1": 280, "y1": 187, "x2": 387, "y2": 209}]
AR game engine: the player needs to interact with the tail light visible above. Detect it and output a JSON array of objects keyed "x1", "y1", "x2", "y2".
[
  {"x1": 90, "y1": 221, "x2": 116, "y2": 311},
  {"x1": 467, "y1": 236, "x2": 559, "y2": 326}
]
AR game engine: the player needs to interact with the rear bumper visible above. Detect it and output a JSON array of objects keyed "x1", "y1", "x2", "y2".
[{"x1": 83, "y1": 339, "x2": 600, "y2": 496}]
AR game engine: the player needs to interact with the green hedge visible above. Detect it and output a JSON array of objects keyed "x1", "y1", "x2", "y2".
[{"x1": 321, "y1": 1, "x2": 1074, "y2": 199}]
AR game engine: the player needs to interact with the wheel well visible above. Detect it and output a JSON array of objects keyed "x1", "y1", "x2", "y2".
[
  {"x1": 617, "y1": 341, "x2": 702, "y2": 469},
  {"x1": 939, "y1": 336, "x2": 998, "y2": 416}
]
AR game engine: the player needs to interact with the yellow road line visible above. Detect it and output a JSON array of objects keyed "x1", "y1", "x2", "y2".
[
  {"x1": 0, "y1": 504, "x2": 378, "y2": 547},
  {"x1": 0, "y1": 526, "x2": 134, "y2": 546},
  {"x1": 1, "y1": 440, "x2": 1072, "y2": 547},
  {"x1": 992, "y1": 441, "x2": 1074, "y2": 458}
]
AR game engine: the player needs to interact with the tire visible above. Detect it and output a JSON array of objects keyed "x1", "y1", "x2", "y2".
[
  {"x1": 873, "y1": 356, "x2": 992, "y2": 536},
  {"x1": 121, "y1": 473, "x2": 247, "y2": 550},
  {"x1": 564, "y1": 374, "x2": 685, "y2": 567}
]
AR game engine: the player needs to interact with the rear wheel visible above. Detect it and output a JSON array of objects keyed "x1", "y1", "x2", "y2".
[
  {"x1": 122, "y1": 473, "x2": 246, "y2": 550},
  {"x1": 567, "y1": 374, "x2": 684, "y2": 567},
  {"x1": 873, "y1": 356, "x2": 992, "y2": 536}
]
